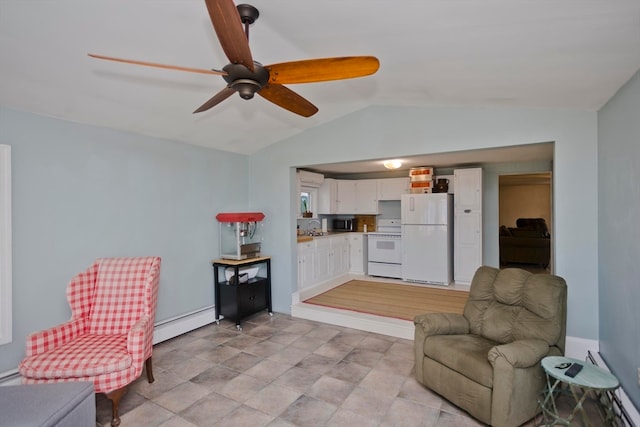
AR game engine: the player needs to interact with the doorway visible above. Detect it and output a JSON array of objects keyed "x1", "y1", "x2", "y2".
[{"x1": 498, "y1": 172, "x2": 553, "y2": 274}]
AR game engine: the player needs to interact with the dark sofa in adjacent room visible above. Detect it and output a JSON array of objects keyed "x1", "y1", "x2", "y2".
[{"x1": 499, "y1": 218, "x2": 551, "y2": 268}]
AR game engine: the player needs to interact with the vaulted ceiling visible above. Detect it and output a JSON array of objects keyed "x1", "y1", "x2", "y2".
[{"x1": 1, "y1": 1, "x2": 639, "y2": 155}]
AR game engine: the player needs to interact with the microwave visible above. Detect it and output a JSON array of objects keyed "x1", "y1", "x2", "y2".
[{"x1": 333, "y1": 218, "x2": 357, "y2": 231}]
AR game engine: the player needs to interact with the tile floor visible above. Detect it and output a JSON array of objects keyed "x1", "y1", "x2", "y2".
[{"x1": 96, "y1": 312, "x2": 604, "y2": 427}]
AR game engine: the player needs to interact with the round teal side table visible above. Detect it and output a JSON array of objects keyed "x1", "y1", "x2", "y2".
[{"x1": 539, "y1": 356, "x2": 620, "y2": 426}]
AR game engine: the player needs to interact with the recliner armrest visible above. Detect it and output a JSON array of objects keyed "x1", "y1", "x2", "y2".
[
  {"x1": 414, "y1": 312, "x2": 469, "y2": 336},
  {"x1": 488, "y1": 338, "x2": 550, "y2": 368}
]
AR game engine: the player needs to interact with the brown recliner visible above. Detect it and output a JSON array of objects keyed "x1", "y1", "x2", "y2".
[{"x1": 414, "y1": 266, "x2": 567, "y2": 427}]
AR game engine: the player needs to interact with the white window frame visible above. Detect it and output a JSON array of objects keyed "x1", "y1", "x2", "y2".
[{"x1": 0, "y1": 145, "x2": 12, "y2": 345}]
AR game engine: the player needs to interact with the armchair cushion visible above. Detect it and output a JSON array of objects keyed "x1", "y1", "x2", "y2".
[
  {"x1": 20, "y1": 334, "x2": 130, "y2": 379},
  {"x1": 424, "y1": 334, "x2": 497, "y2": 387}
]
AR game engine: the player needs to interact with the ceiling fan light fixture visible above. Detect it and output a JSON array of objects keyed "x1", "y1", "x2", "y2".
[
  {"x1": 231, "y1": 79, "x2": 262, "y2": 99},
  {"x1": 383, "y1": 159, "x2": 403, "y2": 169}
]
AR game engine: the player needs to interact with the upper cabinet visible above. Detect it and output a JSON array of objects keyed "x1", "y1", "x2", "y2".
[
  {"x1": 453, "y1": 168, "x2": 482, "y2": 211},
  {"x1": 318, "y1": 177, "x2": 407, "y2": 215},
  {"x1": 377, "y1": 177, "x2": 409, "y2": 200},
  {"x1": 318, "y1": 178, "x2": 338, "y2": 215},
  {"x1": 355, "y1": 180, "x2": 378, "y2": 214},
  {"x1": 337, "y1": 180, "x2": 358, "y2": 213}
]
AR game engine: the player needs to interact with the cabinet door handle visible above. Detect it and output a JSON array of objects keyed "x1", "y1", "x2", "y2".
[{"x1": 464, "y1": 209, "x2": 471, "y2": 213}]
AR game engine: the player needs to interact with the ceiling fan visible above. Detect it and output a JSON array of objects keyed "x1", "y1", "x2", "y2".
[{"x1": 89, "y1": 0, "x2": 380, "y2": 117}]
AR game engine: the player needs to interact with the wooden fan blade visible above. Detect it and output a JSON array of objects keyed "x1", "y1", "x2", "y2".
[
  {"x1": 88, "y1": 54, "x2": 227, "y2": 76},
  {"x1": 205, "y1": 0, "x2": 254, "y2": 71},
  {"x1": 258, "y1": 84, "x2": 318, "y2": 117},
  {"x1": 193, "y1": 86, "x2": 235, "y2": 113},
  {"x1": 265, "y1": 56, "x2": 379, "y2": 84}
]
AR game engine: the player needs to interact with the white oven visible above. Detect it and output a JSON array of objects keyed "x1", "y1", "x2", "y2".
[{"x1": 367, "y1": 219, "x2": 402, "y2": 279}]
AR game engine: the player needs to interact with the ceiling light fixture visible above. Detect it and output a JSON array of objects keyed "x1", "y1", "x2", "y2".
[{"x1": 383, "y1": 159, "x2": 403, "y2": 169}]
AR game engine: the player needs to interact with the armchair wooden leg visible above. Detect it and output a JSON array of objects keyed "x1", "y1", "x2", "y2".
[
  {"x1": 145, "y1": 356, "x2": 154, "y2": 383},
  {"x1": 105, "y1": 386, "x2": 128, "y2": 427}
]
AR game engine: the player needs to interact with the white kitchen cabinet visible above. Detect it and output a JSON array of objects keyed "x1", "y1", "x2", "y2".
[
  {"x1": 315, "y1": 238, "x2": 332, "y2": 283},
  {"x1": 297, "y1": 234, "x2": 352, "y2": 290},
  {"x1": 297, "y1": 241, "x2": 316, "y2": 290},
  {"x1": 454, "y1": 167, "x2": 483, "y2": 285},
  {"x1": 332, "y1": 235, "x2": 351, "y2": 276},
  {"x1": 454, "y1": 168, "x2": 482, "y2": 211},
  {"x1": 355, "y1": 179, "x2": 379, "y2": 214},
  {"x1": 377, "y1": 177, "x2": 409, "y2": 200},
  {"x1": 336, "y1": 180, "x2": 357, "y2": 214},
  {"x1": 348, "y1": 233, "x2": 365, "y2": 274},
  {"x1": 454, "y1": 210, "x2": 482, "y2": 284},
  {"x1": 335, "y1": 179, "x2": 379, "y2": 214},
  {"x1": 318, "y1": 178, "x2": 338, "y2": 215}
]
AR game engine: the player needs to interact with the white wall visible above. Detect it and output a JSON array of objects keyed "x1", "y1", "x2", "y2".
[
  {"x1": 249, "y1": 105, "x2": 599, "y2": 341},
  {"x1": 0, "y1": 108, "x2": 249, "y2": 373}
]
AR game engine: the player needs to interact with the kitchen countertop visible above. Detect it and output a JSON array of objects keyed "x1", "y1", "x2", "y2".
[{"x1": 296, "y1": 231, "x2": 360, "y2": 243}]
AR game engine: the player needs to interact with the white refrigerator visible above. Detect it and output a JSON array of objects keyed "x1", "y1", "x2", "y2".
[{"x1": 401, "y1": 193, "x2": 453, "y2": 285}]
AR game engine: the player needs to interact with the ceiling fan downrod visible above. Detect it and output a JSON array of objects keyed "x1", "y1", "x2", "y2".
[{"x1": 237, "y1": 4, "x2": 259, "y2": 40}]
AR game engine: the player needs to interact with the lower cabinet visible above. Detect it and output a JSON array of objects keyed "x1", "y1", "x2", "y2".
[
  {"x1": 297, "y1": 234, "x2": 355, "y2": 290},
  {"x1": 348, "y1": 233, "x2": 365, "y2": 274},
  {"x1": 297, "y1": 241, "x2": 316, "y2": 289}
]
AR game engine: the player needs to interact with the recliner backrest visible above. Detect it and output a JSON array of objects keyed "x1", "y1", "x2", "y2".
[{"x1": 463, "y1": 266, "x2": 567, "y2": 352}]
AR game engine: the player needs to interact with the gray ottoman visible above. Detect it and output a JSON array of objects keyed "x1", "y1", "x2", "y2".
[{"x1": 0, "y1": 382, "x2": 95, "y2": 427}]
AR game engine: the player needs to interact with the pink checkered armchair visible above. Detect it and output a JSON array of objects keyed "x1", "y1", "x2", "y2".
[{"x1": 19, "y1": 257, "x2": 161, "y2": 427}]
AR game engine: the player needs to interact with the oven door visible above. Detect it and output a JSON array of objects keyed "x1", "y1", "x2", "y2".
[{"x1": 367, "y1": 234, "x2": 402, "y2": 264}]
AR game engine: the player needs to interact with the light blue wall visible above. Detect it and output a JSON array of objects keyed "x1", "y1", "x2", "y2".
[
  {"x1": 0, "y1": 108, "x2": 248, "y2": 373},
  {"x1": 598, "y1": 69, "x2": 640, "y2": 410},
  {"x1": 249, "y1": 106, "x2": 598, "y2": 341}
]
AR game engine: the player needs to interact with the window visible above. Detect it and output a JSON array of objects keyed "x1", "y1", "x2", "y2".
[
  {"x1": 300, "y1": 186, "x2": 318, "y2": 218},
  {"x1": 0, "y1": 145, "x2": 11, "y2": 345}
]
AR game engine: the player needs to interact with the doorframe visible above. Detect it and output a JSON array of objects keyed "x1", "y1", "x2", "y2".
[{"x1": 498, "y1": 171, "x2": 553, "y2": 273}]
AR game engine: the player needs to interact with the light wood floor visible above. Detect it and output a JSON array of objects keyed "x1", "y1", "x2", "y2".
[{"x1": 304, "y1": 280, "x2": 469, "y2": 321}]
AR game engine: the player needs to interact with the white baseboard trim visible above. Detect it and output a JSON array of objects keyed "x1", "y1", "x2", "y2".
[
  {"x1": 153, "y1": 305, "x2": 217, "y2": 344},
  {"x1": 1, "y1": 305, "x2": 219, "y2": 385},
  {"x1": 0, "y1": 369, "x2": 21, "y2": 386}
]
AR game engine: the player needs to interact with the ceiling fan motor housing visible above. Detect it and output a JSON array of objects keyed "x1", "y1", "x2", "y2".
[{"x1": 223, "y1": 62, "x2": 269, "y2": 99}]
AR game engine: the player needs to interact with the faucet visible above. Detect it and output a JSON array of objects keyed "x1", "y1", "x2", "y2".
[{"x1": 307, "y1": 219, "x2": 322, "y2": 235}]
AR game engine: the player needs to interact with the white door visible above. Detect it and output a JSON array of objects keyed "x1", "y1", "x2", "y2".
[
  {"x1": 454, "y1": 210, "x2": 482, "y2": 284},
  {"x1": 402, "y1": 225, "x2": 451, "y2": 284}
]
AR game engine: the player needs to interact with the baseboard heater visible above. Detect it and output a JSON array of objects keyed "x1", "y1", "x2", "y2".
[{"x1": 586, "y1": 350, "x2": 635, "y2": 427}]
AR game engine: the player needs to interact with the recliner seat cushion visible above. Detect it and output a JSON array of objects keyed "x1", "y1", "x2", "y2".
[
  {"x1": 19, "y1": 334, "x2": 131, "y2": 379},
  {"x1": 424, "y1": 334, "x2": 497, "y2": 387}
]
